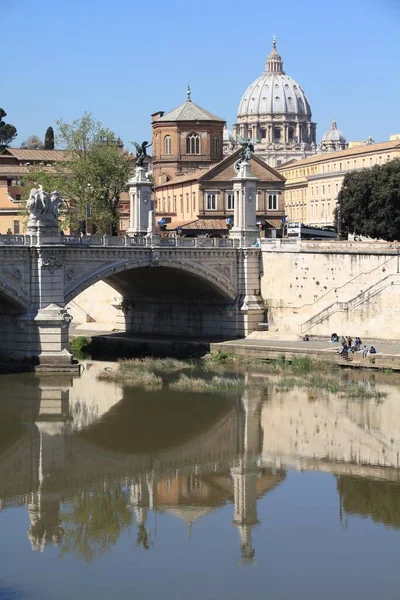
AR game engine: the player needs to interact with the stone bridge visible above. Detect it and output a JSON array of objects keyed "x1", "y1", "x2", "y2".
[
  {"x1": 0, "y1": 161, "x2": 265, "y2": 368},
  {"x1": 0, "y1": 234, "x2": 263, "y2": 366}
]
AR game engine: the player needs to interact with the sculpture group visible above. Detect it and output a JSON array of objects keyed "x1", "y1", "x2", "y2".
[{"x1": 27, "y1": 185, "x2": 64, "y2": 227}]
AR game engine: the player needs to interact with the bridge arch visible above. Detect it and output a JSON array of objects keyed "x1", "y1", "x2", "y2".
[
  {"x1": 0, "y1": 274, "x2": 29, "y2": 311},
  {"x1": 64, "y1": 256, "x2": 237, "y2": 305}
]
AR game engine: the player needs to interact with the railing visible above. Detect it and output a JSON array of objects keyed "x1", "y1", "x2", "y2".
[
  {"x1": 0, "y1": 233, "x2": 245, "y2": 249},
  {"x1": 60, "y1": 235, "x2": 239, "y2": 248}
]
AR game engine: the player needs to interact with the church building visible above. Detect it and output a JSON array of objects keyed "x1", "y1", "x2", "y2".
[
  {"x1": 233, "y1": 38, "x2": 317, "y2": 168},
  {"x1": 151, "y1": 87, "x2": 225, "y2": 185}
]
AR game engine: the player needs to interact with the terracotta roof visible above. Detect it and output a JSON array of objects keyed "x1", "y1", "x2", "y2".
[
  {"x1": 5, "y1": 148, "x2": 67, "y2": 161},
  {"x1": 0, "y1": 165, "x2": 57, "y2": 175},
  {"x1": 156, "y1": 150, "x2": 285, "y2": 189},
  {"x1": 178, "y1": 218, "x2": 229, "y2": 231},
  {"x1": 158, "y1": 168, "x2": 210, "y2": 187},
  {"x1": 165, "y1": 219, "x2": 196, "y2": 229},
  {"x1": 156, "y1": 100, "x2": 225, "y2": 123},
  {"x1": 277, "y1": 139, "x2": 400, "y2": 171}
]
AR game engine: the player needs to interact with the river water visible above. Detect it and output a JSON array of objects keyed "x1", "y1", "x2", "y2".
[{"x1": 1, "y1": 361, "x2": 400, "y2": 599}]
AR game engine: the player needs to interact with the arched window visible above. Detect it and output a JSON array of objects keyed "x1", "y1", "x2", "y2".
[
  {"x1": 164, "y1": 135, "x2": 171, "y2": 154},
  {"x1": 212, "y1": 136, "x2": 219, "y2": 155},
  {"x1": 186, "y1": 133, "x2": 200, "y2": 154},
  {"x1": 268, "y1": 194, "x2": 278, "y2": 210}
]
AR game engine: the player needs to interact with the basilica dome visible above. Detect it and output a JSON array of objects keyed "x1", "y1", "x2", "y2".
[{"x1": 237, "y1": 40, "x2": 312, "y2": 119}]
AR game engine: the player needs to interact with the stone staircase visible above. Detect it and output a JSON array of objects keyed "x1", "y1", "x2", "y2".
[{"x1": 301, "y1": 273, "x2": 400, "y2": 333}]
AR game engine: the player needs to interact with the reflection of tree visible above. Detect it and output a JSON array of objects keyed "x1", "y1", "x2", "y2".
[
  {"x1": 337, "y1": 475, "x2": 400, "y2": 530},
  {"x1": 135, "y1": 523, "x2": 152, "y2": 550},
  {"x1": 60, "y1": 486, "x2": 133, "y2": 562}
]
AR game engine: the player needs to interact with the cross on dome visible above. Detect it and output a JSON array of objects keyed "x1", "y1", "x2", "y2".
[{"x1": 186, "y1": 85, "x2": 192, "y2": 102}]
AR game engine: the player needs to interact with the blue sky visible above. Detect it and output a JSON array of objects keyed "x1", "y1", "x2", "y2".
[{"x1": 3, "y1": 0, "x2": 399, "y2": 148}]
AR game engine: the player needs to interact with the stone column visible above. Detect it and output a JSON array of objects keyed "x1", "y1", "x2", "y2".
[
  {"x1": 127, "y1": 167, "x2": 153, "y2": 236},
  {"x1": 229, "y1": 161, "x2": 259, "y2": 247},
  {"x1": 229, "y1": 161, "x2": 264, "y2": 336}
]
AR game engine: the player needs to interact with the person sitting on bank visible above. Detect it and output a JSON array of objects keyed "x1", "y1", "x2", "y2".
[
  {"x1": 331, "y1": 333, "x2": 339, "y2": 343},
  {"x1": 362, "y1": 345, "x2": 368, "y2": 358},
  {"x1": 302, "y1": 334, "x2": 309, "y2": 342},
  {"x1": 369, "y1": 345, "x2": 377, "y2": 354}
]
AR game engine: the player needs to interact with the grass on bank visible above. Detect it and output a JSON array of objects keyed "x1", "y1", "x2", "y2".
[{"x1": 96, "y1": 353, "x2": 387, "y2": 401}]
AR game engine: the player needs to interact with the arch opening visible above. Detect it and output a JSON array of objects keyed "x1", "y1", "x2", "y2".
[{"x1": 67, "y1": 263, "x2": 238, "y2": 339}]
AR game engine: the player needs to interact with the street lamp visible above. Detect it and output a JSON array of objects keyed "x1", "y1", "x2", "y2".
[{"x1": 86, "y1": 183, "x2": 93, "y2": 235}]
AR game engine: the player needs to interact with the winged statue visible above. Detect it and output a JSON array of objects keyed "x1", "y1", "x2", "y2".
[
  {"x1": 131, "y1": 140, "x2": 152, "y2": 167},
  {"x1": 237, "y1": 135, "x2": 259, "y2": 162}
]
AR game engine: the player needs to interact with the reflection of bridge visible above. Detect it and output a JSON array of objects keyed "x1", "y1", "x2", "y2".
[
  {"x1": 0, "y1": 375, "x2": 279, "y2": 563},
  {"x1": 2, "y1": 372, "x2": 400, "y2": 561}
]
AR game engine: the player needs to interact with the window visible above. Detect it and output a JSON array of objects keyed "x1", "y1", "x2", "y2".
[
  {"x1": 322, "y1": 166, "x2": 325, "y2": 173},
  {"x1": 339, "y1": 162, "x2": 342, "y2": 170},
  {"x1": 327, "y1": 202, "x2": 331, "y2": 218},
  {"x1": 335, "y1": 183, "x2": 339, "y2": 193},
  {"x1": 268, "y1": 194, "x2": 278, "y2": 210},
  {"x1": 362, "y1": 158, "x2": 365, "y2": 167},
  {"x1": 273, "y1": 127, "x2": 281, "y2": 141},
  {"x1": 180, "y1": 195, "x2": 183, "y2": 215},
  {"x1": 6, "y1": 179, "x2": 12, "y2": 187},
  {"x1": 226, "y1": 191, "x2": 234, "y2": 210},
  {"x1": 173, "y1": 195, "x2": 176, "y2": 213},
  {"x1": 164, "y1": 135, "x2": 171, "y2": 154},
  {"x1": 328, "y1": 184, "x2": 330, "y2": 195},
  {"x1": 346, "y1": 161, "x2": 350, "y2": 169},
  {"x1": 311, "y1": 187, "x2": 314, "y2": 198},
  {"x1": 186, "y1": 133, "x2": 200, "y2": 154},
  {"x1": 192, "y1": 192, "x2": 196, "y2": 211},
  {"x1": 186, "y1": 194, "x2": 189, "y2": 212},
  {"x1": 276, "y1": 159, "x2": 282, "y2": 166},
  {"x1": 212, "y1": 136, "x2": 219, "y2": 155},
  {"x1": 206, "y1": 193, "x2": 217, "y2": 210},
  {"x1": 322, "y1": 185, "x2": 325, "y2": 196},
  {"x1": 15, "y1": 194, "x2": 21, "y2": 201},
  {"x1": 354, "y1": 160, "x2": 357, "y2": 168},
  {"x1": 13, "y1": 220, "x2": 20, "y2": 234},
  {"x1": 316, "y1": 185, "x2": 319, "y2": 197}
]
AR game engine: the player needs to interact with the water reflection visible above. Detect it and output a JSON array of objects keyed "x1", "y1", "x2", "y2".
[{"x1": 1, "y1": 365, "x2": 400, "y2": 571}]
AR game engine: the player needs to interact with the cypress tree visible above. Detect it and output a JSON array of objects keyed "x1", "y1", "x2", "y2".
[{"x1": 44, "y1": 126, "x2": 55, "y2": 150}]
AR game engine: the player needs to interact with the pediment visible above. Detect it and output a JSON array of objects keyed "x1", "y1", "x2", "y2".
[{"x1": 199, "y1": 151, "x2": 285, "y2": 184}]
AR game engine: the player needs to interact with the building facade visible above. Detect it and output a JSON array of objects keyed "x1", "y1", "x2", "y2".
[
  {"x1": 278, "y1": 138, "x2": 400, "y2": 227},
  {"x1": 151, "y1": 87, "x2": 225, "y2": 185},
  {"x1": 0, "y1": 148, "x2": 66, "y2": 234},
  {"x1": 154, "y1": 149, "x2": 285, "y2": 236},
  {"x1": 233, "y1": 38, "x2": 317, "y2": 169}
]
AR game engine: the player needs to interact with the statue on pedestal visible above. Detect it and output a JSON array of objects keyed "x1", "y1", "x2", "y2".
[
  {"x1": 27, "y1": 186, "x2": 64, "y2": 231},
  {"x1": 131, "y1": 140, "x2": 152, "y2": 167},
  {"x1": 235, "y1": 135, "x2": 259, "y2": 172}
]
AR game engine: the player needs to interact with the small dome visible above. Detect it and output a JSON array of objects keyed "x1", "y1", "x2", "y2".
[
  {"x1": 223, "y1": 125, "x2": 235, "y2": 143},
  {"x1": 237, "y1": 38, "x2": 312, "y2": 119},
  {"x1": 322, "y1": 119, "x2": 346, "y2": 143}
]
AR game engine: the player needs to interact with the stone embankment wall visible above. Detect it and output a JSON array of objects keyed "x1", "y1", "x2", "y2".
[{"x1": 261, "y1": 240, "x2": 400, "y2": 339}]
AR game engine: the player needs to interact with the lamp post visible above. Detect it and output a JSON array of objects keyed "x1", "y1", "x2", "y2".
[
  {"x1": 86, "y1": 183, "x2": 93, "y2": 235},
  {"x1": 335, "y1": 195, "x2": 341, "y2": 240}
]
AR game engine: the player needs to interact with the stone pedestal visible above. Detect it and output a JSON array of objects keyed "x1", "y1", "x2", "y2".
[
  {"x1": 127, "y1": 167, "x2": 153, "y2": 236},
  {"x1": 145, "y1": 209, "x2": 160, "y2": 245},
  {"x1": 229, "y1": 161, "x2": 259, "y2": 247},
  {"x1": 33, "y1": 303, "x2": 73, "y2": 366}
]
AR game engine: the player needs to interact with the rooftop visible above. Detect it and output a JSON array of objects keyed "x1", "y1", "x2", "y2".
[
  {"x1": 278, "y1": 139, "x2": 400, "y2": 171},
  {"x1": 156, "y1": 86, "x2": 225, "y2": 123}
]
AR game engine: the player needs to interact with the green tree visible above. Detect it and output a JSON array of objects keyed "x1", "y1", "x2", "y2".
[
  {"x1": 337, "y1": 159, "x2": 400, "y2": 241},
  {"x1": 0, "y1": 108, "x2": 17, "y2": 148},
  {"x1": 44, "y1": 126, "x2": 55, "y2": 150},
  {"x1": 56, "y1": 113, "x2": 134, "y2": 234}
]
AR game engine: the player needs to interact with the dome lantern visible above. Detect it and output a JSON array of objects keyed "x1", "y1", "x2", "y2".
[{"x1": 266, "y1": 36, "x2": 284, "y2": 73}]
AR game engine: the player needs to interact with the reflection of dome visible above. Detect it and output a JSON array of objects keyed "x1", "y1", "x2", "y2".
[
  {"x1": 166, "y1": 506, "x2": 215, "y2": 523},
  {"x1": 237, "y1": 39, "x2": 312, "y2": 119}
]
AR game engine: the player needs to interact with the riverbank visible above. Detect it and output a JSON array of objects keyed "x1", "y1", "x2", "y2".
[{"x1": 210, "y1": 338, "x2": 400, "y2": 371}]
